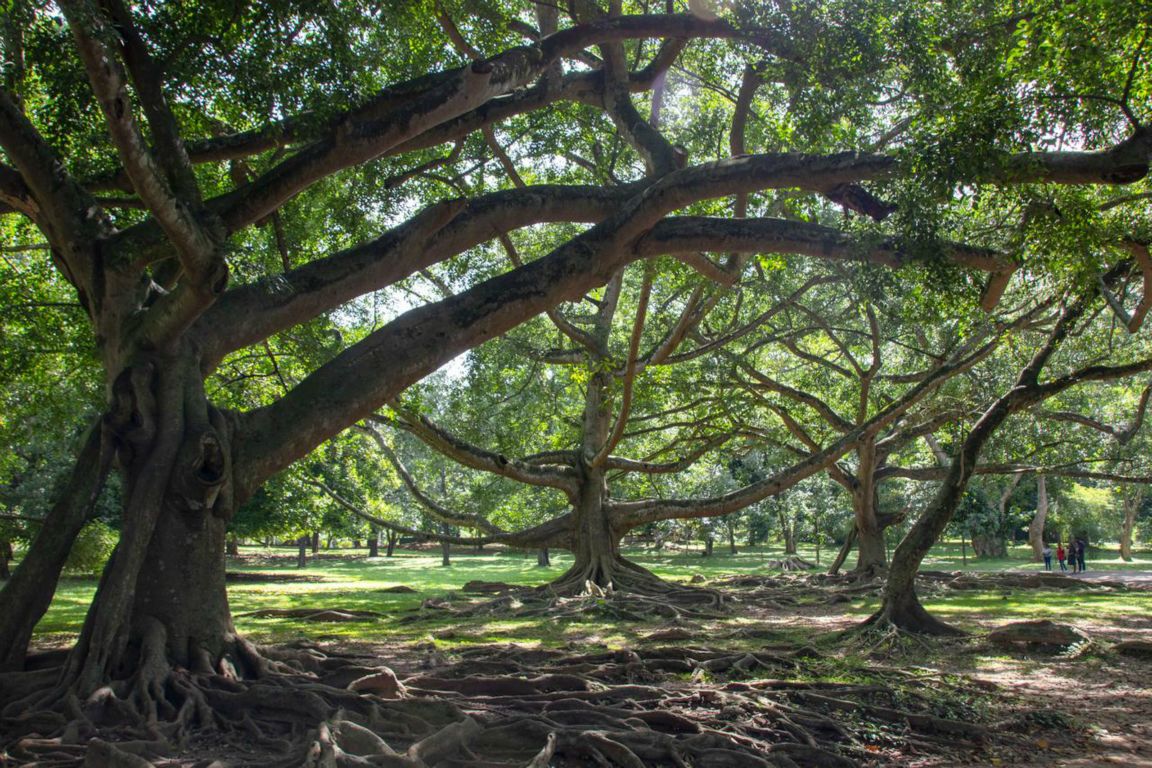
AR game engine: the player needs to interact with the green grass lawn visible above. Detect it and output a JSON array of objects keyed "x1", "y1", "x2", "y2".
[{"x1": 28, "y1": 541, "x2": 1152, "y2": 650}]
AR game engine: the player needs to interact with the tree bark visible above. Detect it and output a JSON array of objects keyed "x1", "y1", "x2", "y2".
[
  {"x1": 828, "y1": 525, "x2": 857, "y2": 575},
  {"x1": 225, "y1": 536, "x2": 239, "y2": 556},
  {"x1": 368, "y1": 526, "x2": 380, "y2": 558},
  {"x1": 1028, "y1": 475, "x2": 1048, "y2": 562},
  {"x1": 1120, "y1": 489, "x2": 1140, "y2": 561},
  {"x1": 0, "y1": 541, "x2": 9, "y2": 580},
  {"x1": 852, "y1": 441, "x2": 887, "y2": 573},
  {"x1": 779, "y1": 507, "x2": 797, "y2": 554},
  {"x1": 537, "y1": 547, "x2": 550, "y2": 566},
  {"x1": 296, "y1": 536, "x2": 308, "y2": 568},
  {"x1": 310, "y1": 531, "x2": 320, "y2": 554},
  {"x1": 703, "y1": 535, "x2": 714, "y2": 557},
  {"x1": 441, "y1": 523, "x2": 451, "y2": 566},
  {"x1": 386, "y1": 531, "x2": 398, "y2": 557},
  {"x1": 726, "y1": 519, "x2": 737, "y2": 555},
  {"x1": 54, "y1": 359, "x2": 246, "y2": 695}
]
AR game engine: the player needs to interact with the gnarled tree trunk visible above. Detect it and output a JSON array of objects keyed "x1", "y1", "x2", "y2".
[{"x1": 54, "y1": 358, "x2": 251, "y2": 696}]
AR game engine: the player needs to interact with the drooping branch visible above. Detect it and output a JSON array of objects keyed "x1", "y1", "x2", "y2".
[
  {"x1": 735, "y1": 361, "x2": 855, "y2": 433},
  {"x1": 357, "y1": 424, "x2": 505, "y2": 535},
  {"x1": 376, "y1": 407, "x2": 579, "y2": 493},
  {"x1": 306, "y1": 476, "x2": 573, "y2": 549}
]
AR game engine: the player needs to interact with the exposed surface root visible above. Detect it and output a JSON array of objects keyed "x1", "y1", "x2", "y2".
[{"x1": 0, "y1": 633, "x2": 1009, "y2": 767}]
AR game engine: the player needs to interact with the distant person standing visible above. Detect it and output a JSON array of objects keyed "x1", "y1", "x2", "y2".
[
  {"x1": 1056, "y1": 543, "x2": 1067, "y2": 572},
  {"x1": 1042, "y1": 544, "x2": 1053, "y2": 571},
  {"x1": 1067, "y1": 541, "x2": 1079, "y2": 574},
  {"x1": 1076, "y1": 538, "x2": 1087, "y2": 572}
]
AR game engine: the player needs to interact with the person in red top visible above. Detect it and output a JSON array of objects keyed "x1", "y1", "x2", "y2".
[{"x1": 1056, "y1": 543, "x2": 1067, "y2": 572}]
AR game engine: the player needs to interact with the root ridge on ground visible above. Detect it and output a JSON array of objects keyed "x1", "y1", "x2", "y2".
[{"x1": 2, "y1": 638, "x2": 1006, "y2": 768}]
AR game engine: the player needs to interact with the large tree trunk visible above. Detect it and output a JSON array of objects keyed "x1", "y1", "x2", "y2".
[
  {"x1": 726, "y1": 519, "x2": 737, "y2": 555},
  {"x1": 310, "y1": 531, "x2": 320, "y2": 555},
  {"x1": 1120, "y1": 489, "x2": 1140, "y2": 561},
  {"x1": 1028, "y1": 475, "x2": 1048, "y2": 562},
  {"x1": 869, "y1": 396, "x2": 1016, "y2": 635},
  {"x1": 296, "y1": 536, "x2": 309, "y2": 568},
  {"x1": 537, "y1": 547, "x2": 550, "y2": 566},
  {"x1": 702, "y1": 535, "x2": 714, "y2": 557},
  {"x1": 0, "y1": 541, "x2": 10, "y2": 580},
  {"x1": 55, "y1": 359, "x2": 250, "y2": 696},
  {"x1": 368, "y1": 526, "x2": 380, "y2": 558},
  {"x1": 971, "y1": 533, "x2": 1007, "y2": 558},
  {"x1": 852, "y1": 442, "x2": 887, "y2": 574},
  {"x1": 386, "y1": 531, "x2": 398, "y2": 557},
  {"x1": 777, "y1": 507, "x2": 797, "y2": 554}
]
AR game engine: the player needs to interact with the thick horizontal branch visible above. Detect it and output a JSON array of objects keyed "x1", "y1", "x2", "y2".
[
  {"x1": 196, "y1": 185, "x2": 625, "y2": 367},
  {"x1": 880, "y1": 463, "x2": 1152, "y2": 485},
  {"x1": 207, "y1": 14, "x2": 762, "y2": 237},
  {"x1": 232, "y1": 152, "x2": 910, "y2": 492},
  {"x1": 635, "y1": 216, "x2": 1008, "y2": 272}
]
